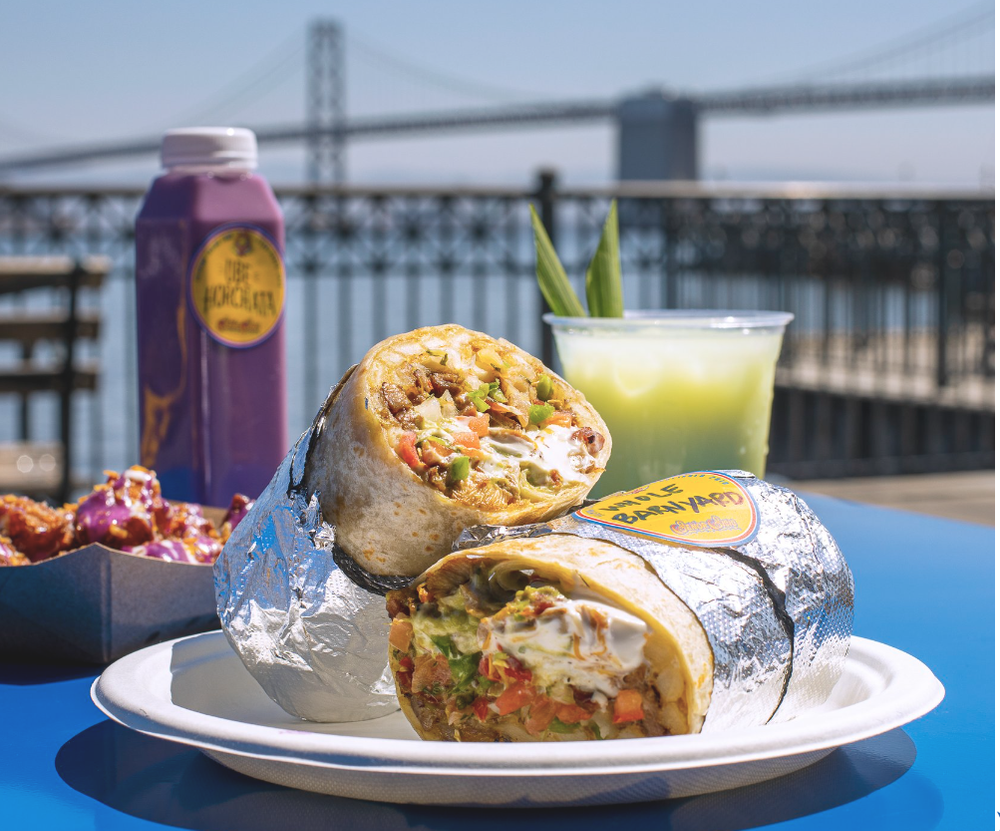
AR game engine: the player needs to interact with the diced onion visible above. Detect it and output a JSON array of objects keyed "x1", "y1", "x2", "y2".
[{"x1": 413, "y1": 395, "x2": 443, "y2": 425}]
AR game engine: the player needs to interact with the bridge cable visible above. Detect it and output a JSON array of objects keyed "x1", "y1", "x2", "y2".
[
  {"x1": 769, "y1": 1, "x2": 994, "y2": 83},
  {"x1": 149, "y1": 28, "x2": 306, "y2": 130},
  {"x1": 346, "y1": 30, "x2": 548, "y2": 103}
]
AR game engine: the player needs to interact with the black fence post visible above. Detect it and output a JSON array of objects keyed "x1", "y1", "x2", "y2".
[
  {"x1": 535, "y1": 169, "x2": 557, "y2": 367},
  {"x1": 662, "y1": 198, "x2": 678, "y2": 310},
  {"x1": 935, "y1": 202, "x2": 949, "y2": 389},
  {"x1": 302, "y1": 192, "x2": 319, "y2": 418},
  {"x1": 59, "y1": 261, "x2": 82, "y2": 504}
]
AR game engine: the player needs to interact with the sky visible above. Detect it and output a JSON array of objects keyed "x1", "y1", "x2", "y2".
[{"x1": 0, "y1": 0, "x2": 993, "y2": 187}]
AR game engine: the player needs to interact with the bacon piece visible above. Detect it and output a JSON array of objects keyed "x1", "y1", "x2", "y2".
[
  {"x1": 525, "y1": 696, "x2": 559, "y2": 736},
  {"x1": 572, "y1": 687, "x2": 600, "y2": 712},
  {"x1": 396, "y1": 656, "x2": 414, "y2": 693},
  {"x1": 571, "y1": 427, "x2": 606, "y2": 457},
  {"x1": 412, "y1": 653, "x2": 451, "y2": 693},
  {"x1": 389, "y1": 618, "x2": 414, "y2": 652},
  {"x1": 385, "y1": 590, "x2": 410, "y2": 620}
]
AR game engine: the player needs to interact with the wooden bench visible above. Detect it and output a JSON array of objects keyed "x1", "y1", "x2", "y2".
[{"x1": 0, "y1": 256, "x2": 109, "y2": 503}]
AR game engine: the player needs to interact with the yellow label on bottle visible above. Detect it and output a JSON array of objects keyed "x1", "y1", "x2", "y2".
[
  {"x1": 575, "y1": 471, "x2": 759, "y2": 547},
  {"x1": 189, "y1": 226, "x2": 285, "y2": 347}
]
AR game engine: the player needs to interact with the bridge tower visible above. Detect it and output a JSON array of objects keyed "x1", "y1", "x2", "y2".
[
  {"x1": 617, "y1": 92, "x2": 698, "y2": 181},
  {"x1": 306, "y1": 19, "x2": 346, "y2": 183}
]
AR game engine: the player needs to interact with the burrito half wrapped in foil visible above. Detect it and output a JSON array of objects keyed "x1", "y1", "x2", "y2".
[{"x1": 386, "y1": 471, "x2": 853, "y2": 740}]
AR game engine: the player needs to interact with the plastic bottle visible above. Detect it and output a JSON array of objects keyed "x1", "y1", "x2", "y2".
[{"x1": 135, "y1": 127, "x2": 287, "y2": 505}]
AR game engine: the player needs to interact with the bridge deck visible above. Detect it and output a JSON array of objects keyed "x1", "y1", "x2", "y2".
[{"x1": 0, "y1": 75, "x2": 991, "y2": 174}]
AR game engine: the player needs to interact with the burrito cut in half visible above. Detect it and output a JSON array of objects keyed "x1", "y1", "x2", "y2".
[
  {"x1": 386, "y1": 535, "x2": 713, "y2": 741},
  {"x1": 304, "y1": 325, "x2": 611, "y2": 577}
]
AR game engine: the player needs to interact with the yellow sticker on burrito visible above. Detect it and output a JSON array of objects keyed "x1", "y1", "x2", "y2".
[{"x1": 576, "y1": 472, "x2": 759, "y2": 547}]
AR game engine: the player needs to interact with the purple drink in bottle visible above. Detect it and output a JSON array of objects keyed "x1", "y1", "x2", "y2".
[{"x1": 135, "y1": 128, "x2": 287, "y2": 505}]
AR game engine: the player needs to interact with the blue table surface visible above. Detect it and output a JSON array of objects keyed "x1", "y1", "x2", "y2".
[{"x1": 1, "y1": 494, "x2": 993, "y2": 831}]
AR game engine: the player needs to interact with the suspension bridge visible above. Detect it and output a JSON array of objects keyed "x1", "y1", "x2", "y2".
[{"x1": 0, "y1": 5, "x2": 993, "y2": 181}]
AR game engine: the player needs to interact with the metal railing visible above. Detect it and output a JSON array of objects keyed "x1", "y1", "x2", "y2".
[{"x1": 0, "y1": 175, "x2": 993, "y2": 484}]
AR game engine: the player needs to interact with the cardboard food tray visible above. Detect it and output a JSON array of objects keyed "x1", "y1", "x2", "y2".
[{"x1": 0, "y1": 506, "x2": 226, "y2": 665}]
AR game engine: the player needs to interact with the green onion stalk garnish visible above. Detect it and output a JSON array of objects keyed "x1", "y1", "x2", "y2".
[{"x1": 530, "y1": 199, "x2": 624, "y2": 318}]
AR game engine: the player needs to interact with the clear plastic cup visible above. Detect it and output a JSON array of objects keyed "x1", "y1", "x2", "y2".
[{"x1": 545, "y1": 310, "x2": 794, "y2": 497}]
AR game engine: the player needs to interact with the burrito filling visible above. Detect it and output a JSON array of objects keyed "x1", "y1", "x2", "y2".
[
  {"x1": 388, "y1": 559, "x2": 682, "y2": 741},
  {"x1": 381, "y1": 348, "x2": 605, "y2": 508}
]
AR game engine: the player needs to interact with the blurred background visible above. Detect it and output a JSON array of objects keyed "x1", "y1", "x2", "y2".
[{"x1": 0, "y1": 0, "x2": 993, "y2": 520}]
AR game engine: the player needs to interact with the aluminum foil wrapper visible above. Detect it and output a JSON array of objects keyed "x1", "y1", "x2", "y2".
[
  {"x1": 456, "y1": 472, "x2": 854, "y2": 732},
  {"x1": 215, "y1": 387, "x2": 408, "y2": 723}
]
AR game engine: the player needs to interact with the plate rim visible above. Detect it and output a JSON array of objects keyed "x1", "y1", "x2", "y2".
[{"x1": 91, "y1": 632, "x2": 944, "y2": 776}]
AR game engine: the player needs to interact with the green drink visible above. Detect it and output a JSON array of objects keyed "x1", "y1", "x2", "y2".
[{"x1": 547, "y1": 311, "x2": 793, "y2": 498}]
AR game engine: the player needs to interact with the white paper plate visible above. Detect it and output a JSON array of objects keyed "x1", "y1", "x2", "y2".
[{"x1": 92, "y1": 632, "x2": 943, "y2": 807}]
